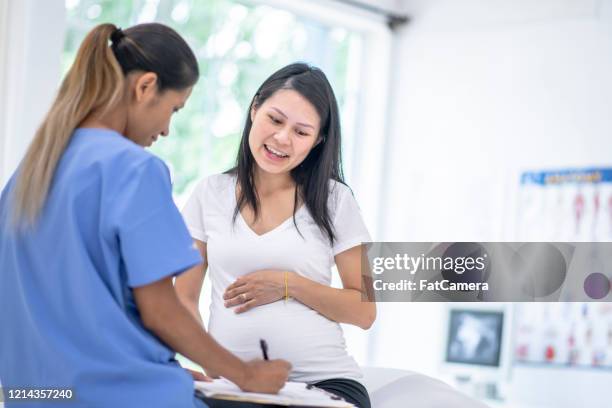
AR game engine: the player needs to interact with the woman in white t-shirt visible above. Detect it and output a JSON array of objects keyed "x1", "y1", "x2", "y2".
[{"x1": 177, "y1": 63, "x2": 375, "y2": 408}]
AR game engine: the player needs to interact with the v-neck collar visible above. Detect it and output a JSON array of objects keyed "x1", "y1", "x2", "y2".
[
  {"x1": 230, "y1": 175, "x2": 305, "y2": 238},
  {"x1": 237, "y1": 209, "x2": 303, "y2": 238}
]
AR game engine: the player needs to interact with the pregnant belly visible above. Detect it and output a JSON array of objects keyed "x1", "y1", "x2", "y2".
[{"x1": 208, "y1": 299, "x2": 360, "y2": 382}]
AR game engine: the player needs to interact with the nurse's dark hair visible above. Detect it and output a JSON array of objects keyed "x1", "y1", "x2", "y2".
[
  {"x1": 11, "y1": 23, "x2": 199, "y2": 227},
  {"x1": 227, "y1": 63, "x2": 344, "y2": 244}
]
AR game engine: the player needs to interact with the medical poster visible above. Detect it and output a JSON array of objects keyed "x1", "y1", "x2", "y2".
[
  {"x1": 514, "y1": 303, "x2": 612, "y2": 369},
  {"x1": 516, "y1": 168, "x2": 612, "y2": 241},
  {"x1": 513, "y1": 167, "x2": 612, "y2": 369}
]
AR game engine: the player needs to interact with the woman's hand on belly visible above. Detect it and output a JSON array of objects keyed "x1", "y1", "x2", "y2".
[{"x1": 223, "y1": 270, "x2": 289, "y2": 314}]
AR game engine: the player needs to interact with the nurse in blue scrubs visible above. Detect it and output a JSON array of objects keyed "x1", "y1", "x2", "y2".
[{"x1": 0, "y1": 23, "x2": 289, "y2": 407}]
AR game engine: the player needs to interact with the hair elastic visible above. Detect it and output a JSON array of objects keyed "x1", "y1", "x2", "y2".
[{"x1": 110, "y1": 27, "x2": 125, "y2": 45}]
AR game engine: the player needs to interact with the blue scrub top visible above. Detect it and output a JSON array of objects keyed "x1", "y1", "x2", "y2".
[{"x1": 0, "y1": 128, "x2": 206, "y2": 407}]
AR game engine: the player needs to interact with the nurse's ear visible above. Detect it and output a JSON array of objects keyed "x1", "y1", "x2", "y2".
[{"x1": 132, "y1": 72, "x2": 159, "y2": 105}]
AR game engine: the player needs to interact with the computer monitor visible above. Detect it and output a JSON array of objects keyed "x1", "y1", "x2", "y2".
[
  {"x1": 446, "y1": 309, "x2": 504, "y2": 367},
  {"x1": 440, "y1": 304, "x2": 514, "y2": 401}
]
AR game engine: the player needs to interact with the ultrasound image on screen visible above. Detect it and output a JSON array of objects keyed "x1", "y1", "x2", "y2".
[{"x1": 446, "y1": 310, "x2": 504, "y2": 367}]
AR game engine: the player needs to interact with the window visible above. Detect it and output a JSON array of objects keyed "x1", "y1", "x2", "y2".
[{"x1": 64, "y1": 0, "x2": 363, "y2": 203}]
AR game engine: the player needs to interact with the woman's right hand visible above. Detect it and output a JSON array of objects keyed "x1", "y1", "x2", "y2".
[{"x1": 239, "y1": 359, "x2": 291, "y2": 394}]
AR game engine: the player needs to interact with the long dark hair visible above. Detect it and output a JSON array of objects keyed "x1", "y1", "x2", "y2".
[
  {"x1": 228, "y1": 62, "x2": 344, "y2": 244},
  {"x1": 12, "y1": 22, "x2": 198, "y2": 226}
]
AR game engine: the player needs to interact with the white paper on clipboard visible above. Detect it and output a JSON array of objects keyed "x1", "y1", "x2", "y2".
[{"x1": 194, "y1": 378, "x2": 355, "y2": 407}]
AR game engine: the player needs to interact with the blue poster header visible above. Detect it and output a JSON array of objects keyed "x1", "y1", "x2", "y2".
[{"x1": 520, "y1": 167, "x2": 612, "y2": 185}]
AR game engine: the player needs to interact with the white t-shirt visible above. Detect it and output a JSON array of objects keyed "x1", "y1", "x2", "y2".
[{"x1": 181, "y1": 173, "x2": 371, "y2": 382}]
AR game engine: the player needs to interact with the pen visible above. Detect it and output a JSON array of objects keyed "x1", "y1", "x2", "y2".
[{"x1": 259, "y1": 339, "x2": 269, "y2": 360}]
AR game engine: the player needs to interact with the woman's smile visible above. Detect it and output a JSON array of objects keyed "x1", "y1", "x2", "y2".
[{"x1": 263, "y1": 143, "x2": 290, "y2": 162}]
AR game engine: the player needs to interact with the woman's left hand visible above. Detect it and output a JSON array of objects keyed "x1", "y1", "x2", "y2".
[{"x1": 223, "y1": 270, "x2": 288, "y2": 313}]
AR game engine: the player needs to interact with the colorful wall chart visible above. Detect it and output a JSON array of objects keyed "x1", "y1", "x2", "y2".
[
  {"x1": 514, "y1": 303, "x2": 612, "y2": 369},
  {"x1": 514, "y1": 167, "x2": 612, "y2": 369},
  {"x1": 517, "y1": 167, "x2": 612, "y2": 241}
]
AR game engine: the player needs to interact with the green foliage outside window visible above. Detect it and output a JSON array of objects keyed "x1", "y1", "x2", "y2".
[{"x1": 64, "y1": 0, "x2": 361, "y2": 199}]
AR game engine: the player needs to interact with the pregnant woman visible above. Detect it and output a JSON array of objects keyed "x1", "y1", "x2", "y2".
[{"x1": 177, "y1": 62, "x2": 375, "y2": 408}]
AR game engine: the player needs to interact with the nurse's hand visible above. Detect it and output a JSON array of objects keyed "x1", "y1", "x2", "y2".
[
  {"x1": 224, "y1": 270, "x2": 292, "y2": 313},
  {"x1": 240, "y1": 359, "x2": 291, "y2": 394}
]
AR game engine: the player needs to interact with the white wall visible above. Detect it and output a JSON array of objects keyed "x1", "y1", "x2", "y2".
[
  {"x1": 0, "y1": 0, "x2": 65, "y2": 188},
  {"x1": 0, "y1": 0, "x2": 9, "y2": 185},
  {"x1": 0, "y1": 0, "x2": 11, "y2": 188},
  {"x1": 380, "y1": 0, "x2": 612, "y2": 242},
  {"x1": 369, "y1": 0, "x2": 612, "y2": 407}
]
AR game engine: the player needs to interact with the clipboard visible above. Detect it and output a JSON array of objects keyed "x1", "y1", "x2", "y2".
[{"x1": 194, "y1": 378, "x2": 355, "y2": 407}]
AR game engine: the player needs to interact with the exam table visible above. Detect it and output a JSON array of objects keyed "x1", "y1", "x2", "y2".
[{"x1": 361, "y1": 367, "x2": 490, "y2": 408}]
